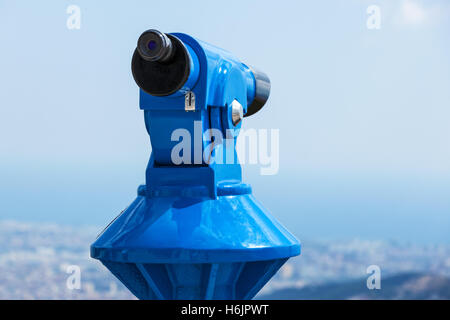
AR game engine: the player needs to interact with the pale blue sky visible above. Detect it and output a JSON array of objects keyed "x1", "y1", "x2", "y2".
[{"x1": 0, "y1": 1, "x2": 449, "y2": 243}]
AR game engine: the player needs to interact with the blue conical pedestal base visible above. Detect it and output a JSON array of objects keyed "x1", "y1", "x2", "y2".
[{"x1": 91, "y1": 185, "x2": 300, "y2": 300}]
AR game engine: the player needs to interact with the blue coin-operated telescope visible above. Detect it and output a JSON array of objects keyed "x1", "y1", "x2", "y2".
[{"x1": 91, "y1": 29, "x2": 300, "y2": 300}]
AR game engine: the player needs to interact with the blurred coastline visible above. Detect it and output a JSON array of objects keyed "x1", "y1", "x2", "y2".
[{"x1": 0, "y1": 220, "x2": 448, "y2": 300}]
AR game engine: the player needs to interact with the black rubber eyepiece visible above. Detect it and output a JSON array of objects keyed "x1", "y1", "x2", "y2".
[
  {"x1": 136, "y1": 29, "x2": 174, "y2": 63},
  {"x1": 132, "y1": 29, "x2": 191, "y2": 96}
]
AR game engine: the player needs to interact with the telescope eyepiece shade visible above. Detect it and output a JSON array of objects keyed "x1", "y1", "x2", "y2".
[{"x1": 132, "y1": 30, "x2": 191, "y2": 96}]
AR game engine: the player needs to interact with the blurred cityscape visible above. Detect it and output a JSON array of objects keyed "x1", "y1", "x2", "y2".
[{"x1": 0, "y1": 220, "x2": 449, "y2": 300}]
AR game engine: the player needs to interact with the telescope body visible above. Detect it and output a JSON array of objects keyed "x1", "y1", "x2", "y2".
[{"x1": 91, "y1": 31, "x2": 300, "y2": 300}]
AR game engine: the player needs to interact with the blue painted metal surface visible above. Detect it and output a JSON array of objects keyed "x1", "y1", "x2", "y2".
[{"x1": 91, "y1": 31, "x2": 300, "y2": 300}]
